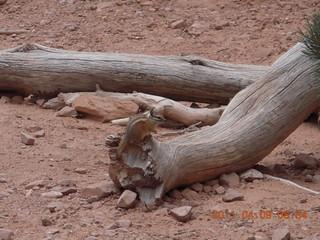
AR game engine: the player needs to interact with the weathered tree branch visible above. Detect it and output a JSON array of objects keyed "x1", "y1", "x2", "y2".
[
  {"x1": 0, "y1": 43, "x2": 269, "y2": 104},
  {"x1": 108, "y1": 43, "x2": 320, "y2": 204}
]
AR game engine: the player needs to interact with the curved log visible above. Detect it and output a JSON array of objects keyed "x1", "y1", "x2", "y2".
[
  {"x1": 108, "y1": 43, "x2": 320, "y2": 204},
  {"x1": 0, "y1": 44, "x2": 268, "y2": 103}
]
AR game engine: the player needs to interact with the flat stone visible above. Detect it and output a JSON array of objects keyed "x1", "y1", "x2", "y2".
[
  {"x1": 32, "y1": 130, "x2": 45, "y2": 138},
  {"x1": 170, "y1": 206, "x2": 192, "y2": 222},
  {"x1": 0, "y1": 178, "x2": 7, "y2": 183},
  {"x1": 25, "y1": 179, "x2": 45, "y2": 189},
  {"x1": 75, "y1": 168, "x2": 87, "y2": 174},
  {"x1": 57, "y1": 179, "x2": 75, "y2": 186},
  {"x1": 41, "y1": 216, "x2": 55, "y2": 226},
  {"x1": 56, "y1": 106, "x2": 78, "y2": 117},
  {"x1": 115, "y1": 219, "x2": 132, "y2": 228},
  {"x1": 0, "y1": 229, "x2": 14, "y2": 240},
  {"x1": 117, "y1": 190, "x2": 137, "y2": 209},
  {"x1": 214, "y1": 185, "x2": 226, "y2": 195},
  {"x1": 153, "y1": 208, "x2": 169, "y2": 216},
  {"x1": 82, "y1": 182, "x2": 120, "y2": 199},
  {"x1": 181, "y1": 188, "x2": 201, "y2": 201},
  {"x1": 190, "y1": 183, "x2": 204, "y2": 192},
  {"x1": 171, "y1": 19, "x2": 187, "y2": 29},
  {"x1": 219, "y1": 172, "x2": 241, "y2": 188},
  {"x1": 21, "y1": 132, "x2": 36, "y2": 145},
  {"x1": 240, "y1": 169, "x2": 264, "y2": 182},
  {"x1": 203, "y1": 185, "x2": 212, "y2": 193},
  {"x1": 107, "y1": 223, "x2": 119, "y2": 230},
  {"x1": 272, "y1": 228, "x2": 291, "y2": 240},
  {"x1": 222, "y1": 188, "x2": 244, "y2": 202},
  {"x1": 60, "y1": 187, "x2": 77, "y2": 196},
  {"x1": 0, "y1": 191, "x2": 10, "y2": 198},
  {"x1": 205, "y1": 179, "x2": 219, "y2": 186},
  {"x1": 46, "y1": 201, "x2": 64, "y2": 212},
  {"x1": 41, "y1": 191, "x2": 63, "y2": 198},
  {"x1": 43, "y1": 97, "x2": 65, "y2": 110}
]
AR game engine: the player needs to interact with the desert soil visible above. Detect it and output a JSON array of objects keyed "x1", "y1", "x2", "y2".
[{"x1": 0, "y1": 0, "x2": 320, "y2": 240}]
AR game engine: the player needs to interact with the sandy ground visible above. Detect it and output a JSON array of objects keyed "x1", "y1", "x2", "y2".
[{"x1": 0, "y1": 0, "x2": 320, "y2": 240}]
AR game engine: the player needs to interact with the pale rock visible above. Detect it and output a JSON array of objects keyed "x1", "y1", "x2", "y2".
[
  {"x1": 115, "y1": 219, "x2": 132, "y2": 228},
  {"x1": 0, "y1": 229, "x2": 14, "y2": 240},
  {"x1": 240, "y1": 169, "x2": 264, "y2": 182},
  {"x1": 72, "y1": 95, "x2": 139, "y2": 122},
  {"x1": 170, "y1": 206, "x2": 192, "y2": 222},
  {"x1": 36, "y1": 98, "x2": 46, "y2": 106},
  {"x1": 56, "y1": 106, "x2": 78, "y2": 117},
  {"x1": 153, "y1": 208, "x2": 169, "y2": 216},
  {"x1": 107, "y1": 223, "x2": 119, "y2": 230},
  {"x1": 21, "y1": 132, "x2": 36, "y2": 145},
  {"x1": 0, "y1": 191, "x2": 10, "y2": 198},
  {"x1": 41, "y1": 216, "x2": 55, "y2": 226},
  {"x1": 11, "y1": 96, "x2": 24, "y2": 104},
  {"x1": 41, "y1": 191, "x2": 63, "y2": 198},
  {"x1": 222, "y1": 188, "x2": 244, "y2": 202},
  {"x1": 252, "y1": 48, "x2": 273, "y2": 60},
  {"x1": 140, "y1": 1, "x2": 153, "y2": 6},
  {"x1": 32, "y1": 130, "x2": 45, "y2": 138},
  {"x1": 117, "y1": 190, "x2": 137, "y2": 208},
  {"x1": 25, "y1": 179, "x2": 45, "y2": 189},
  {"x1": 169, "y1": 189, "x2": 183, "y2": 199},
  {"x1": 0, "y1": 96, "x2": 11, "y2": 103},
  {"x1": 215, "y1": 186, "x2": 226, "y2": 194},
  {"x1": 57, "y1": 179, "x2": 75, "y2": 186},
  {"x1": 254, "y1": 232, "x2": 269, "y2": 240},
  {"x1": 203, "y1": 185, "x2": 212, "y2": 193},
  {"x1": 171, "y1": 19, "x2": 187, "y2": 29},
  {"x1": 82, "y1": 182, "x2": 120, "y2": 199},
  {"x1": 0, "y1": 178, "x2": 7, "y2": 183},
  {"x1": 304, "y1": 174, "x2": 313, "y2": 182},
  {"x1": 219, "y1": 172, "x2": 240, "y2": 188},
  {"x1": 293, "y1": 153, "x2": 318, "y2": 169},
  {"x1": 272, "y1": 228, "x2": 291, "y2": 240},
  {"x1": 190, "y1": 183, "x2": 204, "y2": 192},
  {"x1": 215, "y1": 21, "x2": 230, "y2": 30},
  {"x1": 75, "y1": 168, "x2": 87, "y2": 174},
  {"x1": 181, "y1": 188, "x2": 201, "y2": 201},
  {"x1": 46, "y1": 201, "x2": 64, "y2": 212},
  {"x1": 313, "y1": 174, "x2": 320, "y2": 182},
  {"x1": 43, "y1": 97, "x2": 65, "y2": 110},
  {"x1": 46, "y1": 229, "x2": 60, "y2": 235},
  {"x1": 87, "y1": 196, "x2": 100, "y2": 203}
]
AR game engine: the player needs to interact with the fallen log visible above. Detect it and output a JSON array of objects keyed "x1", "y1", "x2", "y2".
[
  {"x1": 108, "y1": 40, "x2": 320, "y2": 204},
  {"x1": 0, "y1": 43, "x2": 268, "y2": 104}
]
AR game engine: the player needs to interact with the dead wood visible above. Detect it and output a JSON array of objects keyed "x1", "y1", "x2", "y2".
[
  {"x1": 108, "y1": 43, "x2": 320, "y2": 205},
  {"x1": 0, "y1": 43, "x2": 269, "y2": 104}
]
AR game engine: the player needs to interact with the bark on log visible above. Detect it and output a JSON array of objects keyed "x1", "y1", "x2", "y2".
[
  {"x1": 0, "y1": 44, "x2": 268, "y2": 103},
  {"x1": 108, "y1": 43, "x2": 320, "y2": 204}
]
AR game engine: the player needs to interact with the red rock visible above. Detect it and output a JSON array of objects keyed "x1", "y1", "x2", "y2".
[
  {"x1": 203, "y1": 185, "x2": 212, "y2": 193},
  {"x1": 171, "y1": 19, "x2": 187, "y2": 29},
  {"x1": 72, "y1": 95, "x2": 139, "y2": 122},
  {"x1": 117, "y1": 190, "x2": 137, "y2": 208},
  {"x1": 41, "y1": 216, "x2": 55, "y2": 226},
  {"x1": 205, "y1": 179, "x2": 219, "y2": 186},
  {"x1": 219, "y1": 172, "x2": 240, "y2": 188},
  {"x1": 169, "y1": 189, "x2": 183, "y2": 199},
  {"x1": 25, "y1": 179, "x2": 45, "y2": 189},
  {"x1": 74, "y1": 168, "x2": 87, "y2": 174},
  {"x1": 214, "y1": 185, "x2": 225, "y2": 194},
  {"x1": 36, "y1": 98, "x2": 46, "y2": 106},
  {"x1": 21, "y1": 132, "x2": 35, "y2": 145},
  {"x1": 170, "y1": 206, "x2": 192, "y2": 222},
  {"x1": 11, "y1": 96, "x2": 24, "y2": 104},
  {"x1": 181, "y1": 188, "x2": 201, "y2": 201},
  {"x1": 0, "y1": 229, "x2": 14, "y2": 240},
  {"x1": 153, "y1": 208, "x2": 168, "y2": 216},
  {"x1": 82, "y1": 182, "x2": 120, "y2": 199},
  {"x1": 240, "y1": 169, "x2": 264, "y2": 182},
  {"x1": 293, "y1": 153, "x2": 318, "y2": 169},
  {"x1": 46, "y1": 201, "x2": 64, "y2": 213},
  {"x1": 115, "y1": 219, "x2": 132, "y2": 228},
  {"x1": 190, "y1": 183, "x2": 204, "y2": 192}
]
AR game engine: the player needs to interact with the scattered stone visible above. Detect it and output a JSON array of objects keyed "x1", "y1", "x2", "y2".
[
  {"x1": 46, "y1": 201, "x2": 64, "y2": 213},
  {"x1": 293, "y1": 153, "x2": 318, "y2": 169},
  {"x1": 170, "y1": 206, "x2": 192, "y2": 222},
  {"x1": 107, "y1": 223, "x2": 119, "y2": 230},
  {"x1": 46, "y1": 229, "x2": 60, "y2": 235},
  {"x1": 32, "y1": 130, "x2": 45, "y2": 138},
  {"x1": 181, "y1": 188, "x2": 201, "y2": 201},
  {"x1": 203, "y1": 185, "x2": 212, "y2": 193},
  {"x1": 36, "y1": 98, "x2": 46, "y2": 106},
  {"x1": 115, "y1": 219, "x2": 132, "y2": 228},
  {"x1": 11, "y1": 96, "x2": 24, "y2": 104},
  {"x1": 0, "y1": 96, "x2": 11, "y2": 103},
  {"x1": 75, "y1": 168, "x2": 87, "y2": 174},
  {"x1": 82, "y1": 182, "x2": 120, "y2": 199},
  {"x1": 61, "y1": 187, "x2": 77, "y2": 196},
  {"x1": 187, "y1": 21, "x2": 209, "y2": 36},
  {"x1": 87, "y1": 196, "x2": 100, "y2": 203},
  {"x1": 304, "y1": 174, "x2": 313, "y2": 182},
  {"x1": 222, "y1": 188, "x2": 244, "y2": 202},
  {"x1": 171, "y1": 19, "x2": 187, "y2": 29},
  {"x1": 169, "y1": 189, "x2": 183, "y2": 199},
  {"x1": 0, "y1": 191, "x2": 10, "y2": 198},
  {"x1": 254, "y1": 232, "x2": 269, "y2": 240},
  {"x1": 0, "y1": 229, "x2": 14, "y2": 240},
  {"x1": 21, "y1": 132, "x2": 36, "y2": 145},
  {"x1": 252, "y1": 48, "x2": 273, "y2": 60},
  {"x1": 215, "y1": 186, "x2": 226, "y2": 194},
  {"x1": 41, "y1": 191, "x2": 63, "y2": 198},
  {"x1": 43, "y1": 97, "x2": 65, "y2": 110},
  {"x1": 57, "y1": 179, "x2": 75, "y2": 186},
  {"x1": 215, "y1": 21, "x2": 230, "y2": 30},
  {"x1": 219, "y1": 172, "x2": 240, "y2": 188},
  {"x1": 117, "y1": 190, "x2": 137, "y2": 208},
  {"x1": 153, "y1": 208, "x2": 169, "y2": 216},
  {"x1": 313, "y1": 174, "x2": 320, "y2": 182},
  {"x1": 190, "y1": 183, "x2": 204, "y2": 192},
  {"x1": 41, "y1": 216, "x2": 55, "y2": 226},
  {"x1": 56, "y1": 106, "x2": 78, "y2": 117},
  {"x1": 205, "y1": 179, "x2": 219, "y2": 186},
  {"x1": 72, "y1": 95, "x2": 139, "y2": 122},
  {"x1": 272, "y1": 228, "x2": 291, "y2": 240},
  {"x1": 240, "y1": 169, "x2": 264, "y2": 182},
  {"x1": 0, "y1": 178, "x2": 7, "y2": 183},
  {"x1": 25, "y1": 179, "x2": 45, "y2": 189}
]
